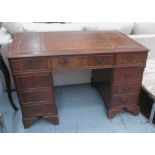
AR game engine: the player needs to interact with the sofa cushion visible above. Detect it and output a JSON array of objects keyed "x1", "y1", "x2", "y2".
[
  {"x1": 2, "y1": 22, "x2": 24, "y2": 35},
  {"x1": 23, "y1": 22, "x2": 84, "y2": 32},
  {"x1": 133, "y1": 22, "x2": 155, "y2": 34},
  {"x1": 0, "y1": 27, "x2": 12, "y2": 44},
  {"x1": 2, "y1": 22, "x2": 135, "y2": 35},
  {"x1": 143, "y1": 58, "x2": 155, "y2": 96},
  {"x1": 83, "y1": 22, "x2": 134, "y2": 35}
]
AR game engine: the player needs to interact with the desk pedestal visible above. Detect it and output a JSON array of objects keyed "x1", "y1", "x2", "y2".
[{"x1": 92, "y1": 67, "x2": 144, "y2": 118}]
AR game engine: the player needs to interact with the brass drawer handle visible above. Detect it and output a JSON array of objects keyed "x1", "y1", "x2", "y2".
[
  {"x1": 59, "y1": 59, "x2": 69, "y2": 66},
  {"x1": 124, "y1": 72, "x2": 133, "y2": 78},
  {"x1": 120, "y1": 98, "x2": 128, "y2": 104},
  {"x1": 29, "y1": 94, "x2": 38, "y2": 101},
  {"x1": 28, "y1": 79, "x2": 36, "y2": 85},
  {"x1": 121, "y1": 86, "x2": 131, "y2": 92},
  {"x1": 126, "y1": 55, "x2": 135, "y2": 62},
  {"x1": 97, "y1": 57, "x2": 107, "y2": 64},
  {"x1": 24, "y1": 60, "x2": 37, "y2": 68},
  {"x1": 36, "y1": 106, "x2": 42, "y2": 113}
]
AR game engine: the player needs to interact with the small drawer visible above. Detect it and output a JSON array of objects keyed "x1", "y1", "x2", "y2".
[
  {"x1": 112, "y1": 81, "x2": 141, "y2": 96},
  {"x1": 116, "y1": 53, "x2": 147, "y2": 66},
  {"x1": 114, "y1": 67, "x2": 144, "y2": 82},
  {"x1": 22, "y1": 103, "x2": 56, "y2": 117},
  {"x1": 10, "y1": 58, "x2": 49, "y2": 73},
  {"x1": 19, "y1": 89, "x2": 53, "y2": 104},
  {"x1": 14, "y1": 72, "x2": 52, "y2": 90},
  {"x1": 51, "y1": 55, "x2": 113, "y2": 70},
  {"x1": 111, "y1": 95, "x2": 138, "y2": 108}
]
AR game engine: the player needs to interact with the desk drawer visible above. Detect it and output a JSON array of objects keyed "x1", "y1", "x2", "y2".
[
  {"x1": 111, "y1": 95, "x2": 138, "y2": 108},
  {"x1": 114, "y1": 67, "x2": 144, "y2": 82},
  {"x1": 14, "y1": 72, "x2": 52, "y2": 90},
  {"x1": 11, "y1": 58, "x2": 49, "y2": 73},
  {"x1": 51, "y1": 55, "x2": 113, "y2": 70},
  {"x1": 112, "y1": 81, "x2": 141, "y2": 96},
  {"x1": 116, "y1": 53, "x2": 146, "y2": 66},
  {"x1": 22, "y1": 103, "x2": 56, "y2": 117},
  {"x1": 19, "y1": 89, "x2": 53, "y2": 104}
]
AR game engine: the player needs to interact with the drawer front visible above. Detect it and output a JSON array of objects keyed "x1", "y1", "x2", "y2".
[
  {"x1": 19, "y1": 89, "x2": 53, "y2": 104},
  {"x1": 114, "y1": 67, "x2": 144, "y2": 82},
  {"x1": 11, "y1": 58, "x2": 49, "y2": 73},
  {"x1": 22, "y1": 103, "x2": 56, "y2": 117},
  {"x1": 14, "y1": 72, "x2": 52, "y2": 90},
  {"x1": 112, "y1": 82, "x2": 141, "y2": 96},
  {"x1": 116, "y1": 53, "x2": 146, "y2": 66},
  {"x1": 111, "y1": 95, "x2": 138, "y2": 108},
  {"x1": 51, "y1": 55, "x2": 113, "y2": 70}
]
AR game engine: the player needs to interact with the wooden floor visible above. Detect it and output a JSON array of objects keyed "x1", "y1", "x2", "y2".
[{"x1": 0, "y1": 84, "x2": 155, "y2": 133}]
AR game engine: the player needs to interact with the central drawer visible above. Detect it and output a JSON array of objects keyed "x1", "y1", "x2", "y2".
[{"x1": 51, "y1": 55, "x2": 113, "y2": 70}]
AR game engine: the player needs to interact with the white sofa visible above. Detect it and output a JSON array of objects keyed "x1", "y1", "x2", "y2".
[{"x1": 0, "y1": 22, "x2": 155, "y2": 92}]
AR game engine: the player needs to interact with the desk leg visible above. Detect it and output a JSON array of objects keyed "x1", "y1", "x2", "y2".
[
  {"x1": 23, "y1": 115, "x2": 59, "y2": 128},
  {"x1": 0, "y1": 55, "x2": 18, "y2": 111},
  {"x1": 44, "y1": 115, "x2": 59, "y2": 125},
  {"x1": 108, "y1": 105, "x2": 140, "y2": 119}
]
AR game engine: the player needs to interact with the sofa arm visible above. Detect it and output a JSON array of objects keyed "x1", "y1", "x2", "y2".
[
  {"x1": 129, "y1": 34, "x2": 155, "y2": 59},
  {"x1": 0, "y1": 27, "x2": 13, "y2": 44},
  {"x1": 142, "y1": 58, "x2": 155, "y2": 95}
]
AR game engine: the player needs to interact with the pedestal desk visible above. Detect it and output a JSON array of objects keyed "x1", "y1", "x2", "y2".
[{"x1": 7, "y1": 31, "x2": 148, "y2": 128}]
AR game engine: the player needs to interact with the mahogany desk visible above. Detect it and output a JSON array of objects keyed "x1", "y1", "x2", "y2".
[{"x1": 7, "y1": 31, "x2": 149, "y2": 128}]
